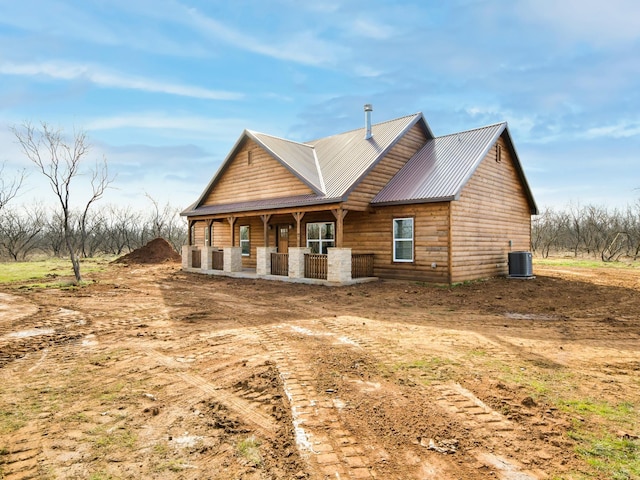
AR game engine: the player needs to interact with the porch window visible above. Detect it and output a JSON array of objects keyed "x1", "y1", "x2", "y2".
[
  {"x1": 393, "y1": 218, "x2": 414, "y2": 262},
  {"x1": 306, "y1": 222, "x2": 335, "y2": 254},
  {"x1": 240, "y1": 225, "x2": 250, "y2": 256}
]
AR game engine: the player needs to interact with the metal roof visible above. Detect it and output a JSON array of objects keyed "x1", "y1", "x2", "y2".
[
  {"x1": 186, "y1": 112, "x2": 429, "y2": 215},
  {"x1": 183, "y1": 113, "x2": 537, "y2": 218},
  {"x1": 372, "y1": 122, "x2": 538, "y2": 214},
  {"x1": 181, "y1": 193, "x2": 342, "y2": 217},
  {"x1": 247, "y1": 131, "x2": 324, "y2": 194},
  {"x1": 309, "y1": 113, "x2": 425, "y2": 198}
]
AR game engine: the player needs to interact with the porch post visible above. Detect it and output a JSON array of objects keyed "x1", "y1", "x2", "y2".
[
  {"x1": 227, "y1": 216, "x2": 236, "y2": 246},
  {"x1": 187, "y1": 220, "x2": 193, "y2": 246},
  {"x1": 257, "y1": 246, "x2": 277, "y2": 275},
  {"x1": 223, "y1": 247, "x2": 242, "y2": 272},
  {"x1": 331, "y1": 208, "x2": 349, "y2": 248},
  {"x1": 260, "y1": 214, "x2": 272, "y2": 247},
  {"x1": 288, "y1": 247, "x2": 310, "y2": 279},
  {"x1": 202, "y1": 246, "x2": 214, "y2": 270},
  {"x1": 292, "y1": 212, "x2": 305, "y2": 247},
  {"x1": 181, "y1": 245, "x2": 197, "y2": 269},
  {"x1": 327, "y1": 247, "x2": 352, "y2": 283}
]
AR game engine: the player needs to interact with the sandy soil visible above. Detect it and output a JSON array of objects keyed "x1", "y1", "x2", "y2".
[{"x1": 0, "y1": 262, "x2": 638, "y2": 479}]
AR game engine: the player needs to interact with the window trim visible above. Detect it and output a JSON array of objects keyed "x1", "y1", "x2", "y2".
[
  {"x1": 306, "y1": 221, "x2": 335, "y2": 254},
  {"x1": 239, "y1": 225, "x2": 250, "y2": 257},
  {"x1": 393, "y1": 217, "x2": 414, "y2": 263}
]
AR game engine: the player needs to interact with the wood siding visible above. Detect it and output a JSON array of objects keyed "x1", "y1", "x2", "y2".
[
  {"x1": 344, "y1": 204, "x2": 450, "y2": 282},
  {"x1": 344, "y1": 124, "x2": 428, "y2": 211},
  {"x1": 202, "y1": 139, "x2": 314, "y2": 205},
  {"x1": 450, "y1": 136, "x2": 532, "y2": 283}
]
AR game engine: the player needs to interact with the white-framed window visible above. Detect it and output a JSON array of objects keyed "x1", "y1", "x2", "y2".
[
  {"x1": 306, "y1": 222, "x2": 335, "y2": 254},
  {"x1": 240, "y1": 225, "x2": 250, "y2": 256},
  {"x1": 393, "y1": 218, "x2": 414, "y2": 262}
]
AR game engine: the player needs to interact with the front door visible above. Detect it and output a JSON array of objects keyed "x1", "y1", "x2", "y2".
[{"x1": 277, "y1": 225, "x2": 289, "y2": 254}]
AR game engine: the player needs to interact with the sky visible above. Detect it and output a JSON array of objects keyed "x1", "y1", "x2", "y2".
[{"x1": 0, "y1": 0, "x2": 639, "y2": 213}]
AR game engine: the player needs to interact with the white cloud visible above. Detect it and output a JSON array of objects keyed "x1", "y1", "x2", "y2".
[
  {"x1": 85, "y1": 113, "x2": 247, "y2": 139},
  {"x1": 183, "y1": 6, "x2": 345, "y2": 67},
  {"x1": 583, "y1": 121, "x2": 640, "y2": 139},
  {"x1": 0, "y1": 61, "x2": 243, "y2": 101},
  {"x1": 351, "y1": 17, "x2": 395, "y2": 40},
  {"x1": 516, "y1": 0, "x2": 640, "y2": 46}
]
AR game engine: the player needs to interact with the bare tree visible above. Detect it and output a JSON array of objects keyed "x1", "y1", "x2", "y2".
[
  {"x1": 0, "y1": 206, "x2": 45, "y2": 260},
  {"x1": 12, "y1": 122, "x2": 113, "y2": 282},
  {"x1": 0, "y1": 161, "x2": 26, "y2": 213}
]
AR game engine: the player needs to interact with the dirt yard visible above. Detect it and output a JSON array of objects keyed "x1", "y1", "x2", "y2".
[{"x1": 0, "y1": 260, "x2": 638, "y2": 479}]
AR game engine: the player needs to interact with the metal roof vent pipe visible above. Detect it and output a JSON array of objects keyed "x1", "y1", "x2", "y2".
[{"x1": 364, "y1": 104, "x2": 373, "y2": 140}]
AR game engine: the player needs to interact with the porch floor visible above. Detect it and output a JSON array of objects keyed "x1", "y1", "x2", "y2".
[{"x1": 183, "y1": 267, "x2": 378, "y2": 286}]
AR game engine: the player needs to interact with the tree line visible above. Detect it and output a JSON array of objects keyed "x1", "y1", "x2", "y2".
[
  {"x1": 0, "y1": 200, "x2": 186, "y2": 262},
  {"x1": 532, "y1": 202, "x2": 640, "y2": 261}
]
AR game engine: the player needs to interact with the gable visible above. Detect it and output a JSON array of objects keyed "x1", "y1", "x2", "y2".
[
  {"x1": 201, "y1": 139, "x2": 315, "y2": 206},
  {"x1": 372, "y1": 123, "x2": 537, "y2": 214}
]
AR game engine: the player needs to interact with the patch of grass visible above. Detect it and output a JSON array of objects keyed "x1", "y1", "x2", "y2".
[
  {"x1": 568, "y1": 430, "x2": 640, "y2": 480},
  {"x1": 155, "y1": 459, "x2": 189, "y2": 472},
  {"x1": 88, "y1": 471, "x2": 115, "y2": 480},
  {"x1": 98, "y1": 382, "x2": 125, "y2": 403},
  {"x1": 534, "y1": 257, "x2": 640, "y2": 269},
  {"x1": 0, "y1": 408, "x2": 27, "y2": 434},
  {"x1": 237, "y1": 436, "x2": 262, "y2": 467},
  {"x1": 0, "y1": 257, "x2": 109, "y2": 284},
  {"x1": 560, "y1": 399, "x2": 635, "y2": 422},
  {"x1": 89, "y1": 425, "x2": 136, "y2": 450}
]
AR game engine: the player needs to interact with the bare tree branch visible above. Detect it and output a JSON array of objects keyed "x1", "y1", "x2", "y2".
[{"x1": 11, "y1": 122, "x2": 114, "y2": 282}]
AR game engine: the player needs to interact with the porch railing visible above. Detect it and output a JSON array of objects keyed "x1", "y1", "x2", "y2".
[
  {"x1": 352, "y1": 253, "x2": 374, "y2": 278},
  {"x1": 212, "y1": 250, "x2": 224, "y2": 270},
  {"x1": 192, "y1": 248, "x2": 201, "y2": 269},
  {"x1": 305, "y1": 254, "x2": 327, "y2": 280},
  {"x1": 270, "y1": 253, "x2": 289, "y2": 276}
]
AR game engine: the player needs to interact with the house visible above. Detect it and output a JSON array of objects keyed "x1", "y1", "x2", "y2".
[{"x1": 181, "y1": 105, "x2": 538, "y2": 284}]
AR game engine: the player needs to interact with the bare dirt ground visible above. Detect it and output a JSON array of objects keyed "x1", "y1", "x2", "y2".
[{"x1": 0, "y1": 260, "x2": 638, "y2": 479}]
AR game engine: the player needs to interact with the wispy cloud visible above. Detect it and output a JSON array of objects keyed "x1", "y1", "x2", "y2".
[
  {"x1": 183, "y1": 6, "x2": 345, "y2": 67},
  {"x1": 0, "y1": 61, "x2": 243, "y2": 100},
  {"x1": 85, "y1": 113, "x2": 247, "y2": 139},
  {"x1": 516, "y1": 0, "x2": 640, "y2": 46}
]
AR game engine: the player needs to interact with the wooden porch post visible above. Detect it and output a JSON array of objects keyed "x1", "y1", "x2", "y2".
[
  {"x1": 206, "y1": 220, "x2": 213, "y2": 247},
  {"x1": 227, "y1": 216, "x2": 236, "y2": 246},
  {"x1": 331, "y1": 208, "x2": 349, "y2": 248},
  {"x1": 260, "y1": 214, "x2": 272, "y2": 247},
  {"x1": 187, "y1": 220, "x2": 193, "y2": 246},
  {"x1": 292, "y1": 212, "x2": 305, "y2": 247}
]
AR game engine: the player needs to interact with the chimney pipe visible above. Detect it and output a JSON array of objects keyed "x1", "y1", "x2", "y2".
[{"x1": 364, "y1": 104, "x2": 373, "y2": 140}]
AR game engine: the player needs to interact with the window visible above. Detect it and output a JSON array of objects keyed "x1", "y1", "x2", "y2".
[
  {"x1": 247, "y1": 150, "x2": 252, "y2": 165},
  {"x1": 393, "y1": 218, "x2": 414, "y2": 262},
  {"x1": 306, "y1": 222, "x2": 335, "y2": 254},
  {"x1": 240, "y1": 225, "x2": 250, "y2": 256}
]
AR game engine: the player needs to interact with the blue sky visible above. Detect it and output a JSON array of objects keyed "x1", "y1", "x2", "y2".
[{"x1": 1, "y1": 0, "x2": 638, "y2": 211}]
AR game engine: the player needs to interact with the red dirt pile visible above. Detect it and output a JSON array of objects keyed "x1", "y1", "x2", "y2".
[{"x1": 113, "y1": 238, "x2": 181, "y2": 264}]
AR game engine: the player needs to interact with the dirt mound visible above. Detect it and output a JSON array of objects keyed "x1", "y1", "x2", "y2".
[{"x1": 113, "y1": 238, "x2": 181, "y2": 264}]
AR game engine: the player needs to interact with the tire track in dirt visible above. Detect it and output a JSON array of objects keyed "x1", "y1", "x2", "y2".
[
  {"x1": 313, "y1": 316, "x2": 544, "y2": 480},
  {"x1": 0, "y1": 428, "x2": 43, "y2": 480},
  {"x1": 256, "y1": 323, "x2": 377, "y2": 479},
  {"x1": 138, "y1": 346, "x2": 278, "y2": 440}
]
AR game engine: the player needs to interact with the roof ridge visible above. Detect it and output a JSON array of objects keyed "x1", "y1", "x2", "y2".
[
  {"x1": 437, "y1": 121, "x2": 506, "y2": 138},
  {"x1": 306, "y1": 112, "x2": 421, "y2": 143},
  {"x1": 248, "y1": 129, "x2": 314, "y2": 147}
]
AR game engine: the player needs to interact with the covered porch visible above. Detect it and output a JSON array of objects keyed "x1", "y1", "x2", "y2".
[{"x1": 181, "y1": 206, "x2": 377, "y2": 286}]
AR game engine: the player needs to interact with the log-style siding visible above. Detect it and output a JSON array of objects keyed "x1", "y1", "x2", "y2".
[
  {"x1": 344, "y1": 204, "x2": 450, "y2": 282},
  {"x1": 344, "y1": 124, "x2": 428, "y2": 210},
  {"x1": 202, "y1": 139, "x2": 313, "y2": 205},
  {"x1": 450, "y1": 136, "x2": 531, "y2": 283}
]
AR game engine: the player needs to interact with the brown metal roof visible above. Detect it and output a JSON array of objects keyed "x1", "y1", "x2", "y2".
[
  {"x1": 181, "y1": 193, "x2": 342, "y2": 217},
  {"x1": 186, "y1": 112, "x2": 431, "y2": 215},
  {"x1": 183, "y1": 113, "x2": 537, "y2": 218},
  {"x1": 372, "y1": 122, "x2": 538, "y2": 214}
]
